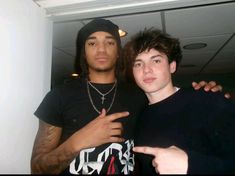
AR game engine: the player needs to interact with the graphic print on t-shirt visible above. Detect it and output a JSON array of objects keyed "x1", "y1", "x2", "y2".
[{"x1": 69, "y1": 140, "x2": 134, "y2": 174}]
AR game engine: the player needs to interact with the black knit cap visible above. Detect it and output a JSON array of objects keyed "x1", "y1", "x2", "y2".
[
  {"x1": 75, "y1": 18, "x2": 121, "y2": 75},
  {"x1": 77, "y1": 18, "x2": 121, "y2": 47}
]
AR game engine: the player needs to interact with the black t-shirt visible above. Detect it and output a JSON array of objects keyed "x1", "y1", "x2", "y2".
[
  {"x1": 135, "y1": 88, "x2": 235, "y2": 174},
  {"x1": 34, "y1": 77, "x2": 147, "y2": 174}
]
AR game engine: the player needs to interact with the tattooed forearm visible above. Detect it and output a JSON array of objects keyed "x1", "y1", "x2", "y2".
[
  {"x1": 32, "y1": 148, "x2": 76, "y2": 174},
  {"x1": 31, "y1": 121, "x2": 78, "y2": 174}
]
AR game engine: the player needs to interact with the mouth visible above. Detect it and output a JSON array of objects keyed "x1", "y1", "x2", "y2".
[
  {"x1": 96, "y1": 57, "x2": 108, "y2": 62},
  {"x1": 143, "y1": 77, "x2": 156, "y2": 83}
]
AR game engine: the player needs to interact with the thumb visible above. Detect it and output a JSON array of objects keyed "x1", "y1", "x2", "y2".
[
  {"x1": 98, "y1": 108, "x2": 106, "y2": 118},
  {"x1": 133, "y1": 146, "x2": 158, "y2": 156}
]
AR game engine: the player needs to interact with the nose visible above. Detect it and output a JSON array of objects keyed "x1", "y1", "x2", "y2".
[
  {"x1": 143, "y1": 64, "x2": 153, "y2": 74},
  {"x1": 97, "y1": 42, "x2": 105, "y2": 53}
]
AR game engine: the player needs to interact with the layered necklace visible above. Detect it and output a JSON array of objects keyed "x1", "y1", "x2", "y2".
[{"x1": 86, "y1": 79, "x2": 117, "y2": 114}]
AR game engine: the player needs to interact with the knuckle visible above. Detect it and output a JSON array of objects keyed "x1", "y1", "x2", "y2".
[
  {"x1": 199, "y1": 81, "x2": 206, "y2": 85},
  {"x1": 143, "y1": 147, "x2": 148, "y2": 153}
]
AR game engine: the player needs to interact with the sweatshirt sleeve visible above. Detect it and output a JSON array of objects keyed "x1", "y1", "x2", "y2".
[{"x1": 187, "y1": 94, "x2": 235, "y2": 174}]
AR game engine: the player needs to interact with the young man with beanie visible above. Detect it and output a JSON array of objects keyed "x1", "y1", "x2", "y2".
[{"x1": 31, "y1": 19, "x2": 225, "y2": 174}]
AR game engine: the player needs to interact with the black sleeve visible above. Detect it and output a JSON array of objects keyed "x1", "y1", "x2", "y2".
[
  {"x1": 34, "y1": 87, "x2": 63, "y2": 127},
  {"x1": 187, "y1": 94, "x2": 235, "y2": 174}
]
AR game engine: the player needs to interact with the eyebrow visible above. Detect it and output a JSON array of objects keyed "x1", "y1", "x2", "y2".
[
  {"x1": 135, "y1": 54, "x2": 162, "y2": 61},
  {"x1": 86, "y1": 36, "x2": 116, "y2": 40},
  {"x1": 150, "y1": 54, "x2": 162, "y2": 59}
]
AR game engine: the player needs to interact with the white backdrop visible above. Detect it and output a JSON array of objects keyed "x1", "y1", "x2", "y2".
[{"x1": 0, "y1": 0, "x2": 52, "y2": 173}]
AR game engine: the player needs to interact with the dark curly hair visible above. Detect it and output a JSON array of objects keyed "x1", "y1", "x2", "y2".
[{"x1": 122, "y1": 28, "x2": 182, "y2": 82}]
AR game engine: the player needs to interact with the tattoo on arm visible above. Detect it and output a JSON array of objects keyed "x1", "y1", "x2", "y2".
[{"x1": 31, "y1": 121, "x2": 77, "y2": 174}]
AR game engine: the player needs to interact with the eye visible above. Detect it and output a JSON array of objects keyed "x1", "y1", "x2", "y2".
[
  {"x1": 87, "y1": 41, "x2": 95, "y2": 46},
  {"x1": 133, "y1": 62, "x2": 143, "y2": 68},
  {"x1": 107, "y1": 40, "x2": 116, "y2": 46},
  {"x1": 153, "y1": 59, "x2": 161, "y2": 63}
]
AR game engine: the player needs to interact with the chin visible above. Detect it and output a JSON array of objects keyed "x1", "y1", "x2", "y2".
[
  {"x1": 139, "y1": 86, "x2": 152, "y2": 93},
  {"x1": 143, "y1": 87, "x2": 159, "y2": 93},
  {"x1": 95, "y1": 67, "x2": 114, "y2": 72},
  {"x1": 94, "y1": 64, "x2": 115, "y2": 71}
]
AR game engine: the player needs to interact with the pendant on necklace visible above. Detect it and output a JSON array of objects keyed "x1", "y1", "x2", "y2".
[{"x1": 101, "y1": 96, "x2": 105, "y2": 104}]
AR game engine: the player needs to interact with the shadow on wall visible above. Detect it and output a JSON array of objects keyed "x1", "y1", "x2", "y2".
[{"x1": 173, "y1": 73, "x2": 235, "y2": 101}]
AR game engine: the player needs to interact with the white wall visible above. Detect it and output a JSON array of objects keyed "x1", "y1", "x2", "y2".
[{"x1": 0, "y1": 0, "x2": 52, "y2": 173}]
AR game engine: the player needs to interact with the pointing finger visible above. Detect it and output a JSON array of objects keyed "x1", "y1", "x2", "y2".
[
  {"x1": 133, "y1": 146, "x2": 159, "y2": 156},
  {"x1": 108, "y1": 111, "x2": 129, "y2": 121}
]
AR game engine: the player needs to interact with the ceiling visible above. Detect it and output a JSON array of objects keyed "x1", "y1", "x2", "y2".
[{"x1": 33, "y1": 0, "x2": 235, "y2": 87}]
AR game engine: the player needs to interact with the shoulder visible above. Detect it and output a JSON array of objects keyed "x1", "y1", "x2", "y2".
[
  {"x1": 183, "y1": 87, "x2": 233, "y2": 109},
  {"x1": 117, "y1": 80, "x2": 148, "y2": 109},
  {"x1": 190, "y1": 87, "x2": 225, "y2": 100},
  {"x1": 50, "y1": 77, "x2": 85, "y2": 94},
  {"x1": 118, "y1": 80, "x2": 143, "y2": 94},
  {"x1": 41, "y1": 78, "x2": 86, "y2": 104},
  {"x1": 118, "y1": 80, "x2": 147, "y2": 100}
]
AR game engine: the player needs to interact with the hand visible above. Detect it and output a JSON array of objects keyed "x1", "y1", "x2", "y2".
[
  {"x1": 192, "y1": 81, "x2": 231, "y2": 99},
  {"x1": 133, "y1": 145, "x2": 188, "y2": 174},
  {"x1": 72, "y1": 109, "x2": 129, "y2": 150}
]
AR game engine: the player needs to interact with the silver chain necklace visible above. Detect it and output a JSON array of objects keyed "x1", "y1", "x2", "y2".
[
  {"x1": 87, "y1": 80, "x2": 117, "y2": 104},
  {"x1": 86, "y1": 79, "x2": 117, "y2": 114}
]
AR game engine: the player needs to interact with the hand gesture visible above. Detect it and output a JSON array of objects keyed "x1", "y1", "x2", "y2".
[
  {"x1": 71, "y1": 109, "x2": 129, "y2": 151},
  {"x1": 133, "y1": 145, "x2": 188, "y2": 174}
]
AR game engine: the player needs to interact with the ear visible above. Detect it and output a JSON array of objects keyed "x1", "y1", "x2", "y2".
[{"x1": 170, "y1": 61, "x2": 176, "y2": 74}]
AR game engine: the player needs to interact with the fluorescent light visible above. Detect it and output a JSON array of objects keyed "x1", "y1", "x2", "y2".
[
  {"x1": 33, "y1": 0, "x2": 95, "y2": 8},
  {"x1": 183, "y1": 43, "x2": 207, "y2": 50},
  {"x1": 71, "y1": 73, "x2": 79, "y2": 77}
]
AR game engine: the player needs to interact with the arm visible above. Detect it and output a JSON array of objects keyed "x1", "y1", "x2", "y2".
[
  {"x1": 133, "y1": 97, "x2": 235, "y2": 174},
  {"x1": 192, "y1": 81, "x2": 230, "y2": 99},
  {"x1": 187, "y1": 98, "x2": 235, "y2": 174},
  {"x1": 31, "y1": 109, "x2": 129, "y2": 174},
  {"x1": 134, "y1": 142, "x2": 235, "y2": 174},
  {"x1": 31, "y1": 120, "x2": 79, "y2": 174}
]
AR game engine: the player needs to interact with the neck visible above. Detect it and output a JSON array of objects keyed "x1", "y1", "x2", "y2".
[
  {"x1": 88, "y1": 70, "x2": 116, "y2": 84},
  {"x1": 146, "y1": 83, "x2": 177, "y2": 105}
]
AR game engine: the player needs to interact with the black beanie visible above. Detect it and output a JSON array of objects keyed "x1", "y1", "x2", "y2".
[
  {"x1": 75, "y1": 18, "x2": 121, "y2": 75},
  {"x1": 77, "y1": 18, "x2": 121, "y2": 47}
]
